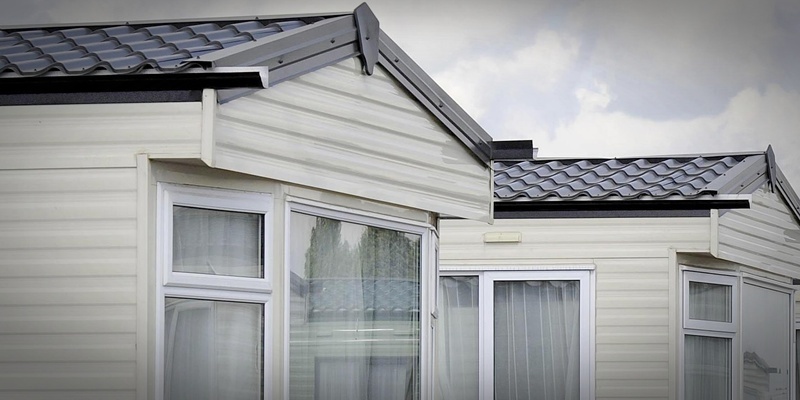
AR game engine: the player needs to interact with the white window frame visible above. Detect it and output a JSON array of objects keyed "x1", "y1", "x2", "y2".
[
  {"x1": 156, "y1": 183, "x2": 273, "y2": 400},
  {"x1": 284, "y1": 199, "x2": 434, "y2": 400},
  {"x1": 680, "y1": 268, "x2": 739, "y2": 400},
  {"x1": 439, "y1": 268, "x2": 594, "y2": 400},
  {"x1": 680, "y1": 267, "x2": 796, "y2": 400},
  {"x1": 682, "y1": 270, "x2": 739, "y2": 333},
  {"x1": 159, "y1": 183, "x2": 273, "y2": 293},
  {"x1": 740, "y1": 276, "x2": 794, "y2": 400}
]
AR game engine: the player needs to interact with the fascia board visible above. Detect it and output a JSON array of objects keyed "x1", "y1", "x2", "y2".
[
  {"x1": 376, "y1": 32, "x2": 493, "y2": 165},
  {"x1": 703, "y1": 154, "x2": 768, "y2": 195},
  {"x1": 194, "y1": 15, "x2": 358, "y2": 70},
  {"x1": 774, "y1": 166, "x2": 800, "y2": 224}
]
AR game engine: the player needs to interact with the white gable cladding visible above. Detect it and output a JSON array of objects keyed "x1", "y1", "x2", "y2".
[
  {"x1": 716, "y1": 186, "x2": 800, "y2": 279},
  {"x1": 212, "y1": 59, "x2": 492, "y2": 222}
]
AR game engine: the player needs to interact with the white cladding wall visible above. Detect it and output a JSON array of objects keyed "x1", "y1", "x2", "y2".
[
  {"x1": 213, "y1": 59, "x2": 492, "y2": 222},
  {"x1": 0, "y1": 102, "x2": 201, "y2": 399},
  {"x1": 0, "y1": 168, "x2": 139, "y2": 399},
  {"x1": 717, "y1": 187, "x2": 800, "y2": 280},
  {"x1": 440, "y1": 217, "x2": 712, "y2": 399},
  {"x1": 0, "y1": 103, "x2": 203, "y2": 169}
]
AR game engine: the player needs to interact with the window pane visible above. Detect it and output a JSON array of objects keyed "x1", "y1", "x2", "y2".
[
  {"x1": 173, "y1": 206, "x2": 263, "y2": 278},
  {"x1": 436, "y1": 276, "x2": 479, "y2": 400},
  {"x1": 289, "y1": 212, "x2": 421, "y2": 400},
  {"x1": 742, "y1": 284, "x2": 790, "y2": 400},
  {"x1": 494, "y1": 280, "x2": 580, "y2": 400},
  {"x1": 685, "y1": 335, "x2": 731, "y2": 400},
  {"x1": 164, "y1": 298, "x2": 263, "y2": 400},
  {"x1": 689, "y1": 281, "x2": 732, "y2": 322},
  {"x1": 795, "y1": 330, "x2": 799, "y2": 400}
]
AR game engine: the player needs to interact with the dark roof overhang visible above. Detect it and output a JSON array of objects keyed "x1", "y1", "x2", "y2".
[{"x1": 494, "y1": 197, "x2": 752, "y2": 219}]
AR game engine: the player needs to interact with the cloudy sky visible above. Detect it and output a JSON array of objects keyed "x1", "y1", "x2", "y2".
[{"x1": 2, "y1": 0, "x2": 799, "y2": 189}]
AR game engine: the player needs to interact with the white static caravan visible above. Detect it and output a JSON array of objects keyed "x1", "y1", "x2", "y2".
[
  {"x1": 0, "y1": 5, "x2": 501, "y2": 399},
  {"x1": 438, "y1": 147, "x2": 800, "y2": 400}
]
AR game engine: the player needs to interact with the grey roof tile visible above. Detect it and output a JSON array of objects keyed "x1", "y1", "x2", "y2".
[
  {"x1": 494, "y1": 154, "x2": 753, "y2": 202},
  {"x1": 1, "y1": 18, "x2": 310, "y2": 77}
]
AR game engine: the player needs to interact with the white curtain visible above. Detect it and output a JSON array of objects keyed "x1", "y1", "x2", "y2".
[
  {"x1": 164, "y1": 298, "x2": 263, "y2": 400},
  {"x1": 493, "y1": 280, "x2": 581, "y2": 400},
  {"x1": 684, "y1": 280, "x2": 732, "y2": 400},
  {"x1": 436, "y1": 276, "x2": 479, "y2": 400},
  {"x1": 684, "y1": 335, "x2": 731, "y2": 400},
  {"x1": 289, "y1": 212, "x2": 421, "y2": 400},
  {"x1": 688, "y1": 282, "x2": 731, "y2": 322},
  {"x1": 172, "y1": 206, "x2": 262, "y2": 278}
]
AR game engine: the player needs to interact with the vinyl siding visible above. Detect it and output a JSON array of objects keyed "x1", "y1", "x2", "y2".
[
  {"x1": 0, "y1": 102, "x2": 202, "y2": 169},
  {"x1": 716, "y1": 187, "x2": 800, "y2": 280},
  {"x1": 440, "y1": 217, "x2": 712, "y2": 399},
  {"x1": 213, "y1": 58, "x2": 491, "y2": 222},
  {"x1": 0, "y1": 168, "x2": 138, "y2": 399}
]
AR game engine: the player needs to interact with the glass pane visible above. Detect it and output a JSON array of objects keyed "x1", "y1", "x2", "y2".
[
  {"x1": 796, "y1": 330, "x2": 799, "y2": 400},
  {"x1": 689, "y1": 281, "x2": 732, "y2": 322},
  {"x1": 173, "y1": 206, "x2": 263, "y2": 278},
  {"x1": 494, "y1": 280, "x2": 581, "y2": 400},
  {"x1": 685, "y1": 335, "x2": 731, "y2": 400},
  {"x1": 164, "y1": 298, "x2": 263, "y2": 400},
  {"x1": 742, "y1": 284, "x2": 790, "y2": 400},
  {"x1": 289, "y1": 212, "x2": 421, "y2": 400},
  {"x1": 436, "y1": 276, "x2": 479, "y2": 400}
]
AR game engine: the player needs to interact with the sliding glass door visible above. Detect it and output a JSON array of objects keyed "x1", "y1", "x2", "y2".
[{"x1": 437, "y1": 271, "x2": 592, "y2": 400}]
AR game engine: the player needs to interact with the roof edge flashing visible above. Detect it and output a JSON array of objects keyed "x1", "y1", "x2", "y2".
[
  {"x1": 377, "y1": 32, "x2": 493, "y2": 164},
  {"x1": 354, "y1": 3, "x2": 380, "y2": 75}
]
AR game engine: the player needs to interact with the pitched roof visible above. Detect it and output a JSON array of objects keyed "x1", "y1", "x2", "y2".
[
  {"x1": 0, "y1": 3, "x2": 495, "y2": 163},
  {"x1": 0, "y1": 19, "x2": 314, "y2": 76},
  {"x1": 493, "y1": 146, "x2": 800, "y2": 221}
]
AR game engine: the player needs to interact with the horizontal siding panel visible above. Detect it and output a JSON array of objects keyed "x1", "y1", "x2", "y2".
[
  {"x1": 718, "y1": 188, "x2": 800, "y2": 278},
  {"x1": 595, "y1": 361, "x2": 668, "y2": 380},
  {"x1": 0, "y1": 391, "x2": 135, "y2": 400},
  {"x1": 596, "y1": 344, "x2": 669, "y2": 362},
  {"x1": 0, "y1": 102, "x2": 201, "y2": 169},
  {"x1": 0, "y1": 248, "x2": 136, "y2": 278},
  {"x1": 0, "y1": 362, "x2": 135, "y2": 391},
  {"x1": 0, "y1": 168, "x2": 138, "y2": 395},
  {"x1": 596, "y1": 384, "x2": 669, "y2": 399},
  {"x1": 0, "y1": 333, "x2": 136, "y2": 363},
  {"x1": 0, "y1": 277, "x2": 136, "y2": 306},
  {"x1": 440, "y1": 218, "x2": 710, "y2": 261},
  {"x1": 215, "y1": 59, "x2": 491, "y2": 221}
]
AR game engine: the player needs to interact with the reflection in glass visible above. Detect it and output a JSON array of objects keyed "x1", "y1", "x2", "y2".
[
  {"x1": 742, "y1": 284, "x2": 790, "y2": 400},
  {"x1": 796, "y1": 330, "x2": 799, "y2": 400},
  {"x1": 173, "y1": 206, "x2": 263, "y2": 278},
  {"x1": 688, "y1": 281, "x2": 732, "y2": 322},
  {"x1": 494, "y1": 280, "x2": 580, "y2": 400},
  {"x1": 436, "y1": 276, "x2": 479, "y2": 400},
  {"x1": 164, "y1": 298, "x2": 264, "y2": 400},
  {"x1": 289, "y1": 212, "x2": 421, "y2": 399},
  {"x1": 685, "y1": 335, "x2": 731, "y2": 400}
]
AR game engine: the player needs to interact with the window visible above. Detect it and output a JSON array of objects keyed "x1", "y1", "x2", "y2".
[
  {"x1": 682, "y1": 269, "x2": 794, "y2": 400},
  {"x1": 682, "y1": 271, "x2": 738, "y2": 400},
  {"x1": 437, "y1": 270, "x2": 593, "y2": 400},
  {"x1": 157, "y1": 183, "x2": 272, "y2": 400},
  {"x1": 741, "y1": 281, "x2": 791, "y2": 400},
  {"x1": 286, "y1": 202, "x2": 431, "y2": 400},
  {"x1": 796, "y1": 324, "x2": 800, "y2": 400}
]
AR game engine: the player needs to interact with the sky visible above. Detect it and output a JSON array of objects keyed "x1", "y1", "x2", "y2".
[{"x1": 2, "y1": 0, "x2": 799, "y2": 190}]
